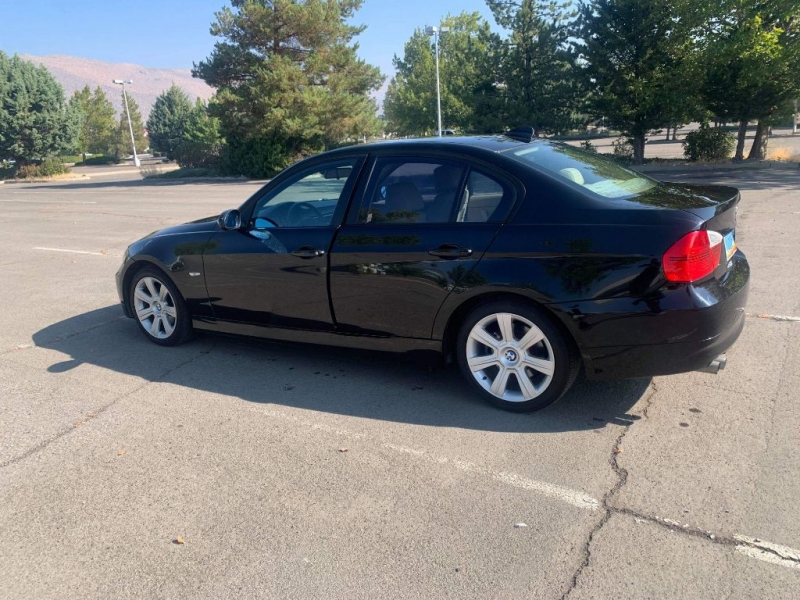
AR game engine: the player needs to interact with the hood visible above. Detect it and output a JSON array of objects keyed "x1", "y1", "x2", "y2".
[{"x1": 144, "y1": 215, "x2": 220, "y2": 239}]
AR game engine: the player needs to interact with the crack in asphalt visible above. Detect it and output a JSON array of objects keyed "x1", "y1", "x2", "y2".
[
  {"x1": 560, "y1": 383, "x2": 657, "y2": 599},
  {"x1": 560, "y1": 375, "x2": 800, "y2": 598},
  {"x1": 0, "y1": 348, "x2": 211, "y2": 470}
]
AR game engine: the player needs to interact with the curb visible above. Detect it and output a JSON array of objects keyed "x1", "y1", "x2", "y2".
[
  {"x1": 635, "y1": 161, "x2": 799, "y2": 173},
  {"x1": 0, "y1": 175, "x2": 91, "y2": 184}
]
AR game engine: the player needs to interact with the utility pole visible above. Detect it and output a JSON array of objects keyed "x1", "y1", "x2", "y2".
[
  {"x1": 425, "y1": 25, "x2": 449, "y2": 137},
  {"x1": 112, "y1": 79, "x2": 141, "y2": 167}
]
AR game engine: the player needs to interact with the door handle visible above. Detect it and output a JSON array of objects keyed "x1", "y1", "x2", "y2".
[
  {"x1": 428, "y1": 244, "x2": 473, "y2": 259},
  {"x1": 291, "y1": 246, "x2": 325, "y2": 259}
]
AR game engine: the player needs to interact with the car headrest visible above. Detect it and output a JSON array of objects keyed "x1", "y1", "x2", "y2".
[
  {"x1": 559, "y1": 167, "x2": 585, "y2": 185},
  {"x1": 384, "y1": 182, "x2": 424, "y2": 213}
]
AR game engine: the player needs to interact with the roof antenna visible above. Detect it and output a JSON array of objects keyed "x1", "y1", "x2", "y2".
[{"x1": 504, "y1": 126, "x2": 535, "y2": 143}]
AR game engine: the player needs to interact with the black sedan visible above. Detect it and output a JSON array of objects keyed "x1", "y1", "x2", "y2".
[{"x1": 116, "y1": 129, "x2": 749, "y2": 412}]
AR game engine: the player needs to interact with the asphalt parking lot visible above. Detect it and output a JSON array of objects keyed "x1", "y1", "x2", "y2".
[{"x1": 1, "y1": 165, "x2": 799, "y2": 599}]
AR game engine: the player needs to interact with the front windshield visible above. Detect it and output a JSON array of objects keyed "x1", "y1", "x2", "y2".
[{"x1": 507, "y1": 143, "x2": 659, "y2": 199}]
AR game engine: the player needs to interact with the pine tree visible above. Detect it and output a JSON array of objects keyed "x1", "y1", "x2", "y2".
[
  {"x1": 489, "y1": 0, "x2": 581, "y2": 136},
  {"x1": 193, "y1": 0, "x2": 384, "y2": 176},
  {"x1": 0, "y1": 52, "x2": 79, "y2": 164},
  {"x1": 577, "y1": 0, "x2": 699, "y2": 164},
  {"x1": 146, "y1": 84, "x2": 192, "y2": 160}
]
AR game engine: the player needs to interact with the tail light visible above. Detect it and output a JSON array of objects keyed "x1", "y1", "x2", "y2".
[{"x1": 663, "y1": 230, "x2": 723, "y2": 283}]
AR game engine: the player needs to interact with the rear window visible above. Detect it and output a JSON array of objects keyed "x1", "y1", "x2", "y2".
[{"x1": 508, "y1": 143, "x2": 659, "y2": 199}]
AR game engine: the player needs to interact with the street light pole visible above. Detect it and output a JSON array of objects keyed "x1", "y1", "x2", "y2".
[
  {"x1": 112, "y1": 79, "x2": 141, "y2": 168},
  {"x1": 425, "y1": 25, "x2": 449, "y2": 137}
]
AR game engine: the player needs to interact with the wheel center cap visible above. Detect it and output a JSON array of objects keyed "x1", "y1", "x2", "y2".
[
  {"x1": 153, "y1": 302, "x2": 162, "y2": 312},
  {"x1": 503, "y1": 348, "x2": 519, "y2": 365}
]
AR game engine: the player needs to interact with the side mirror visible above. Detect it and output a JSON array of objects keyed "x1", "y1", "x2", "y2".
[{"x1": 218, "y1": 209, "x2": 241, "y2": 231}]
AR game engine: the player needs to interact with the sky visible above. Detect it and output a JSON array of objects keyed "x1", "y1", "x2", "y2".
[{"x1": 0, "y1": 0, "x2": 500, "y2": 82}]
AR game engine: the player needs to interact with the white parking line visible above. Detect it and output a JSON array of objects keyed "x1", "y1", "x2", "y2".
[
  {"x1": 33, "y1": 247, "x2": 107, "y2": 256},
  {"x1": 0, "y1": 199, "x2": 98, "y2": 203},
  {"x1": 734, "y1": 534, "x2": 800, "y2": 569},
  {"x1": 747, "y1": 313, "x2": 800, "y2": 322},
  {"x1": 382, "y1": 442, "x2": 601, "y2": 511},
  {"x1": 250, "y1": 392, "x2": 800, "y2": 570}
]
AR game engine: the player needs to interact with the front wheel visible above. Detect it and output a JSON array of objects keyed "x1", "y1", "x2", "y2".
[
  {"x1": 456, "y1": 302, "x2": 579, "y2": 412},
  {"x1": 129, "y1": 266, "x2": 193, "y2": 346}
]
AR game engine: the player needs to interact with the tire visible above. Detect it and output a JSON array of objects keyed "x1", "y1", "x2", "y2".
[
  {"x1": 129, "y1": 266, "x2": 193, "y2": 346},
  {"x1": 456, "y1": 301, "x2": 579, "y2": 412}
]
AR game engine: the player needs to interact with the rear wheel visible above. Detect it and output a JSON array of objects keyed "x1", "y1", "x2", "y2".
[
  {"x1": 129, "y1": 266, "x2": 192, "y2": 346},
  {"x1": 456, "y1": 301, "x2": 578, "y2": 412}
]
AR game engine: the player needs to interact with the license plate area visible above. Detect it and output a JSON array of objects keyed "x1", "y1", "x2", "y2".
[{"x1": 723, "y1": 231, "x2": 737, "y2": 261}]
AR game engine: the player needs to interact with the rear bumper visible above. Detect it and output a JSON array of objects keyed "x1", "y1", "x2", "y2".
[
  {"x1": 558, "y1": 251, "x2": 750, "y2": 380},
  {"x1": 583, "y1": 307, "x2": 745, "y2": 379}
]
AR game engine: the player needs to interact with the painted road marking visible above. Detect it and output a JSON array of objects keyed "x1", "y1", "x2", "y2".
[
  {"x1": 747, "y1": 313, "x2": 800, "y2": 322},
  {"x1": 245, "y1": 386, "x2": 800, "y2": 570},
  {"x1": 382, "y1": 442, "x2": 601, "y2": 511},
  {"x1": 33, "y1": 247, "x2": 108, "y2": 256},
  {"x1": 0, "y1": 198, "x2": 98, "y2": 204}
]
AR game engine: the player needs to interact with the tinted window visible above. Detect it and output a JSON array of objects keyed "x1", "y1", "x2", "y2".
[
  {"x1": 359, "y1": 159, "x2": 466, "y2": 224},
  {"x1": 457, "y1": 170, "x2": 511, "y2": 223},
  {"x1": 508, "y1": 143, "x2": 658, "y2": 199},
  {"x1": 252, "y1": 159, "x2": 357, "y2": 227}
]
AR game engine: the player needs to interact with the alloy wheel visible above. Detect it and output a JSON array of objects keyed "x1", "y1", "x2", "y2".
[
  {"x1": 133, "y1": 276, "x2": 178, "y2": 340},
  {"x1": 465, "y1": 312, "x2": 556, "y2": 402}
]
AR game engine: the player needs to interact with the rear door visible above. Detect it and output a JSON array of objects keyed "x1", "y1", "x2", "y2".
[{"x1": 329, "y1": 154, "x2": 517, "y2": 339}]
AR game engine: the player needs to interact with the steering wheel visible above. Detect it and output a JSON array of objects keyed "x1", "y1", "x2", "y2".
[{"x1": 286, "y1": 201, "x2": 324, "y2": 226}]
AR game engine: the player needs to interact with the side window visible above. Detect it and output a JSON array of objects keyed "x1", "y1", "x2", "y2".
[
  {"x1": 358, "y1": 159, "x2": 466, "y2": 225},
  {"x1": 457, "y1": 170, "x2": 513, "y2": 223},
  {"x1": 252, "y1": 159, "x2": 358, "y2": 228}
]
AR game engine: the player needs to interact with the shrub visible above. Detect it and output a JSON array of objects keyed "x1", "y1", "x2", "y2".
[
  {"x1": 682, "y1": 126, "x2": 735, "y2": 162},
  {"x1": 14, "y1": 158, "x2": 70, "y2": 179},
  {"x1": 81, "y1": 155, "x2": 116, "y2": 166},
  {"x1": 612, "y1": 138, "x2": 633, "y2": 160},
  {"x1": 580, "y1": 139, "x2": 597, "y2": 153}
]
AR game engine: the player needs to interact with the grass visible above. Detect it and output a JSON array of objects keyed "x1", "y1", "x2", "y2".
[{"x1": 767, "y1": 147, "x2": 800, "y2": 162}]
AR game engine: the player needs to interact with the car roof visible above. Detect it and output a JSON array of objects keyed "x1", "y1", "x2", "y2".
[{"x1": 323, "y1": 135, "x2": 532, "y2": 158}]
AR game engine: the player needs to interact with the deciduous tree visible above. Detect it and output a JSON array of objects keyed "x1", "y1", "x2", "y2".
[
  {"x1": 700, "y1": 0, "x2": 800, "y2": 160},
  {"x1": 384, "y1": 12, "x2": 504, "y2": 136},
  {"x1": 112, "y1": 93, "x2": 147, "y2": 162},
  {"x1": 69, "y1": 85, "x2": 117, "y2": 161}
]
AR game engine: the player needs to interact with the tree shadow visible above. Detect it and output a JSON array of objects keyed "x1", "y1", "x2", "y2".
[
  {"x1": 29, "y1": 178, "x2": 263, "y2": 192},
  {"x1": 32, "y1": 306, "x2": 652, "y2": 434}
]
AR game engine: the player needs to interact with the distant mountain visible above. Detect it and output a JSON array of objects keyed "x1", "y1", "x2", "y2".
[{"x1": 21, "y1": 54, "x2": 214, "y2": 121}]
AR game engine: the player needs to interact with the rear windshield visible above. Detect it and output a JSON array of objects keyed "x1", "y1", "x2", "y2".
[{"x1": 507, "y1": 143, "x2": 659, "y2": 199}]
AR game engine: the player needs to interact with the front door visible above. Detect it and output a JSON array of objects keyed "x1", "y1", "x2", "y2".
[{"x1": 203, "y1": 157, "x2": 363, "y2": 331}]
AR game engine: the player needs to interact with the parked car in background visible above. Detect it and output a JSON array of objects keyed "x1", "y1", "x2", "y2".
[{"x1": 116, "y1": 128, "x2": 749, "y2": 411}]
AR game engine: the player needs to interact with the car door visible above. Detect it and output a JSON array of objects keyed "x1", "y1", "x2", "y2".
[
  {"x1": 203, "y1": 156, "x2": 364, "y2": 331},
  {"x1": 329, "y1": 154, "x2": 517, "y2": 339}
]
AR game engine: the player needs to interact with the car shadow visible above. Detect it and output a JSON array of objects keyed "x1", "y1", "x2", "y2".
[{"x1": 32, "y1": 306, "x2": 652, "y2": 434}]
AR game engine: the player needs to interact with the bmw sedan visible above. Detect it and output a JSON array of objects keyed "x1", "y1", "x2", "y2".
[{"x1": 116, "y1": 129, "x2": 749, "y2": 412}]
